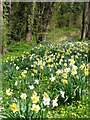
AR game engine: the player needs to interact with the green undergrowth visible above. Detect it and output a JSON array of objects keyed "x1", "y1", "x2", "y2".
[{"x1": 46, "y1": 27, "x2": 81, "y2": 42}]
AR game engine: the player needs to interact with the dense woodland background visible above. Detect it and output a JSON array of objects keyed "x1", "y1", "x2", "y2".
[{"x1": 0, "y1": 2, "x2": 90, "y2": 54}]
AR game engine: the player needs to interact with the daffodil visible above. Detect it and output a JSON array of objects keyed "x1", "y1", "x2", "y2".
[
  {"x1": 64, "y1": 68, "x2": 70, "y2": 73},
  {"x1": 14, "y1": 64, "x2": 16, "y2": 66},
  {"x1": 31, "y1": 73, "x2": 34, "y2": 77},
  {"x1": 16, "y1": 66, "x2": 19, "y2": 70},
  {"x1": 43, "y1": 97, "x2": 50, "y2": 106},
  {"x1": 71, "y1": 69, "x2": 77, "y2": 75},
  {"x1": 14, "y1": 81, "x2": 18, "y2": 86},
  {"x1": 63, "y1": 73, "x2": 67, "y2": 79},
  {"x1": 43, "y1": 92, "x2": 49, "y2": 98},
  {"x1": 6, "y1": 88, "x2": 12, "y2": 96},
  {"x1": 19, "y1": 75, "x2": 22, "y2": 79},
  {"x1": 61, "y1": 79, "x2": 68, "y2": 84},
  {"x1": 43, "y1": 92, "x2": 50, "y2": 106},
  {"x1": 21, "y1": 72, "x2": 26, "y2": 78},
  {"x1": 29, "y1": 85, "x2": 34, "y2": 90},
  {"x1": 20, "y1": 93, "x2": 27, "y2": 100},
  {"x1": 34, "y1": 80, "x2": 39, "y2": 85},
  {"x1": 64, "y1": 63, "x2": 67, "y2": 67},
  {"x1": 33, "y1": 69, "x2": 37, "y2": 74},
  {"x1": 51, "y1": 74, "x2": 55, "y2": 82},
  {"x1": 69, "y1": 59, "x2": 75, "y2": 66},
  {"x1": 23, "y1": 70, "x2": 27, "y2": 74},
  {"x1": 76, "y1": 75, "x2": 79, "y2": 79},
  {"x1": 61, "y1": 69, "x2": 63, "y2": 73},
  {"x1": 60, "y1": 91, "x2": 65, "y2": 98},
  {"x1": 80, "y1": 64, "x2": 85, "y2": 70},
  {"x1": 52, "y1": 96, "x2": 58, "y2": 108},
  {"x1": 40, "y1": 65, "x2": 43, "y2": 69},
  {"x1": 84, "y1": 70, "x2": 89, "y2": 76},
  {"x1": 22, "y1": 74, "x2": 26, "y2": 78},
  {"x1": 11, "y1": 103, "x2": 19, "y2": 113},
  {"x1": 72, "y1": 65, "x2": 78, "y2": 70},
  {"x1": 31, "y1": 104, "x2": 40, "y2": 113},
  {"x1": 56, "y1": 69, "x2": 61, "y2": 75},
  {"x1": 31, "y1": 91, "x2": 39, "y2": 103}
]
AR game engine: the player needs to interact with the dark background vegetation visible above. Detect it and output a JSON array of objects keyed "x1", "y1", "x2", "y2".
[{"x1": 0, "y1": 2, "x2": 90, "y2": 54}]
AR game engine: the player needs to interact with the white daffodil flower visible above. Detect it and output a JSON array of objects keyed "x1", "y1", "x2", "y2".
[
  {"x1": 35, "y1": 80, "x2": 39, "y2": 85},
  {"x1": 51, "y1": 74, "x2": 55, "y2": 82},
  {"x1": 60, "y1": 91, "x2": 65, "y2": 98},
  {"x1": 29, "y1": 85, "x2": 34, "y2": 90}
]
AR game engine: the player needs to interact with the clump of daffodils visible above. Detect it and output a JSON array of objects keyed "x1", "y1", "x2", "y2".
[
  {"x1": 21, "y1": 70, "x2": 27, "y2": 78},
  {"x1": 3, "y1": 42, "x2": 89, "y2": 117}
]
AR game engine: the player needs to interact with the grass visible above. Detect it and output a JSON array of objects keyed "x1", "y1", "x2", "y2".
[
  {"x1": 46, "y1": 27, "x2": 81, "y2": 42},
  {"x1": 2, "y1": 40, "x2": 36, "y2": 61},
  {"x1": 3, "y1": 27, "x2": 81, "y2": 61}
]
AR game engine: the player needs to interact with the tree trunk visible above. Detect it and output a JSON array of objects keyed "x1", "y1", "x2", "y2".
[
  {"x1": 81, "y1": 2, "x2": 89, "y2": 41},
  {"x1": 26, "y1": 32, "x2": 32, "y2": 41},
  {"x1": 0, "y1": 0, "x2": 3, "y2": 54},
  {"x1": 38, "y1": 3, "x2": 55, "y2": 42},
  {"x1": 0, "y1": 0, "x2": 3, "y2": 98},
  {"x1": 8, "y1": 0, "x2": 11, "y2": 22},
  {"x1": 86, "y1": 2, "x2": 90, "y2": 40}
]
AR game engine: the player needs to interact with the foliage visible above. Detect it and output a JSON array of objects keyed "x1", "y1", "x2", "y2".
[
  {"x1": 9, "y1": 3, "x2": 29, "y2": 41},
  {"x1": 7, "y1": 2, "x2": 84, "y2": 43},
  {"x1": 2, "y1": 41, "x2": 36, "y2": 62},
  {"x1": 1, "y1": 41, "x2": 89, "y2": 119},
  {"x1": 8, "y1": 2, "x2": 55, "y2": 42},
  {"x1": 46, "y1": 27, "x2": 81, "y2": 42},
  {"x1": 50, "y1": 3, "x2": 83, "y2": 28}
]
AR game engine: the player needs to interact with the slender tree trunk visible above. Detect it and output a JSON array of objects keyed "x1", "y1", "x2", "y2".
[
  {"x1": 38, "y1": 3, "x2": 55, "y2": 42},
  {"x1": 0, "y1": 0, "x2": 4, "y2": 54},
  {"x1": 81, "y1": 2, "x2": 89, "y2": 41},
  {"x1": 8, "y1": 0, "x2": 11, "y2": 22},
  {"x1": 26, "y1": 15, "x2": 32, "y2": 41},
  {"x1": 1, "y1": 2, "x2": 7, "y2": 54},
  {"x1": 26, "y1": 2, "x2": 36, "y2": 41},
  {"x1": 0, "y1": 0, "x2": 3, "y2": 98},
  {"x1": 86, "y1": 2, "x2": 90, "y2": 40},
  {"x1": 0, "y1": 0, "x2": 3, "y2": 21}
]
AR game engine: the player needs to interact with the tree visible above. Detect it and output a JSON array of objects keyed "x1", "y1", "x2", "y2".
[
  {"x1": 26, "y1": 2, "x2": 36, "y2": 41},
  {"x1": 8, "y1": 0, "x2": 11, "y2": 22},
  {"x1": 0, "y1": 0, "x2": 3, "y2": 53},
  {"x1": 1, "y1": 2, "x2": 9, "y2": 54},
  {"x1": 86, "y1": 2, "x2": 90, "y2": 40},
  {"x1": 81, "y1": 2, "x2": 89, "y2": 40},
  {"x1": 0, "y1": 0, "x2": 3, "y2": 101},
  {"x1": 33, "y1": 2, "x2": 55, "y2": 43},
  {"x1": 0, "y1": 0, "x2": 4, "y2": 53}
]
